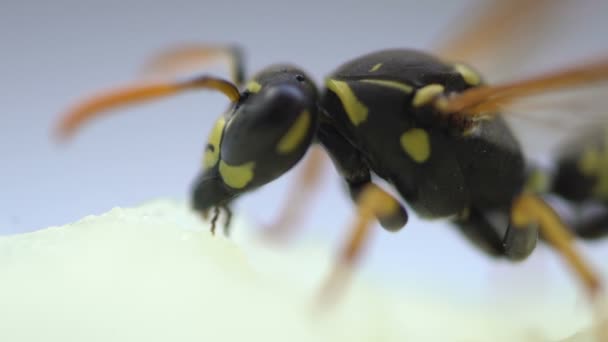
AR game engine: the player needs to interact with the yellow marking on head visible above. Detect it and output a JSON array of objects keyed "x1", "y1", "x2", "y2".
[
  {"x1": 203, "y1": 117, "x2": 226, "y2": 168},
  {"x1": 326, "y1": 79, "x2": 368, "y2": 126},
  {"x1": 277, "y1": 110, "x2": 311, "y2": 154},
  {"x1": 453, "y1": 63, "x2": 481, "y2": 86},
  {"x1": 219, "y1": 160, "x2": 255, "y2": 189},
  {"x1": 413, "y1": 84, "x2": 444, "y2": 107},
  {"x1": 359, "y1": 79, "x2": 413, "y2": 94},
  {"x1": 400, "y1": 128, "x2": 431, "y2": 163},
  {"x1": 369, "y1": 63, "x2": 382, "y2": 72},
  {"x1": 246, "y1": 81, "x2": 262, "y2": 93}
]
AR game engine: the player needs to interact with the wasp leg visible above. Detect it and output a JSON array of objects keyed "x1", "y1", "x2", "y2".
[
  {"x1": 220, "y1": 205, "x2": 233, "y2": 237},
  {"x1": 318, "y1": 117, "x2": 408, "y2": 231},
  {"x1": 452, "y1": 206, "x2": 538, "y2": 260},
  {"x1": 348, "y1": 180, "x2": 408, "y2": 231},
  {"x1": 209, "y1": 206, "x2": 221, "y2": 236},
  {"x1": 260, "y1": 117, "x2": 407, "y2": 243},
  {"x1": 502, "y1": 214, "x2": 539, "y2": 261},
  {"x1": 511, "y1": 193, "x2": 601, "y2": 298},
  {"x1": 259, "y1": 145, "x2": 327, "y2": 242},
  {"x1": 317, "y1": 183, "x2": 404, "y2": 307},
  {"x1": 452, "y1": 208, "x2": 506, "y2": 258},
  {"x1": 141, "y1": 44, "x2": 245, "y2": 86}
]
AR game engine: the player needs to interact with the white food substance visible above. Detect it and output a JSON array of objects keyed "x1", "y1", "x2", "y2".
[{"x1": 0, "y1": 200, "x2": 604, "y2": 342}]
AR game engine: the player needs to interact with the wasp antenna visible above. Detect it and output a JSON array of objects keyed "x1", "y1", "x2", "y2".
[
  {"x1": 56, "y1": 76, "x2": 240, "y2": 141},
  {"x1": 437, "y1": 57, "x2": 608, "y2": 117}
]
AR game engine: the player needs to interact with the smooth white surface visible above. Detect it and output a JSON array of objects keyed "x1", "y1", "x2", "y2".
[{"x1": 0, "y1": 200, "x2": 604, "y2": 342}]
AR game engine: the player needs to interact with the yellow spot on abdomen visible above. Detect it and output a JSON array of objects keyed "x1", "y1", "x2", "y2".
[
  {"x1": 203, "y1": 117, "x2": 226, "y2": 168},
  {"x1": 578, "y1": 148, "x2": 600, "y2": 176},
  {"x1": 400, "y1": 128, "x2": 431, "y2": 163},
  {"x1": 246, "y1": 81, "x2": 262, "y2": 93},
  {"x1": 413, "y1": 84, "x2": 444, "y2": 107},
  {"x1": 578, "y1": 133, "x2": 608, "y2": 199},
  {"x1": 359, "y1": 79, "x2": 413, "y2": 94},
  {"x1": 326, "y1": 79, "x2": 368, "y2": 126},
  {"x1": 369, "y1": 63, "x2": 382, "y2": 72},
  {"x1": 277, "y1": 110, "x2": 311, "y2": 154},
  {"x1": 453, "y1": 63, "x2": 481, "y2": 86},
  {"x1": 219, "y1": 160, "x2": 255, "y2": 189}
]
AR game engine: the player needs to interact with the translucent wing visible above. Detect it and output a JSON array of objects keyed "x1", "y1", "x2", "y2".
[
  {"x1": 434, "y1": 0, "x2": 608, "y2": 159},
  {"x1": 434, "y1": 0, "x2": 564, "y2": 79},
  {"x1": 434, "y1": 58, "x2": 608, "y2": 159},
  {"x1": 140, "y1": 44, "x2": 245, "y2": 86}
]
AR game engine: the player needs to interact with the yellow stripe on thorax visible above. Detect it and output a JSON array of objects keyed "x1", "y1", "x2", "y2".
[
  {"x1": 326, "y1": 79, "x2": 368, "y2": 126},
  {"x1": 413, "y1": 84, "x2": 444, "y2": 107},
  {"x1": 369, "y1": 63, "x2": 382, "y2": 72},
  {"x1": 453, "y1": 63, "x2": 481, "y2": 86},
  {"x1": 359, "y1": 79, "x2": 413, "y2": 94}
]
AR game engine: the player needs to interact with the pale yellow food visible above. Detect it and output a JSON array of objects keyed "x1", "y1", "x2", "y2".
[{"x1": 0, "y1": 200, "x2": 603, "y2": 342}]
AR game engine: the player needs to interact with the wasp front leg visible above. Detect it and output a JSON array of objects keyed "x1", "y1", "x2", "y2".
[
  {"x1": 260, "y1": 116, "x2": 407, "y2": 243},
  {"x1": 317, "y1": 183, "x2": 405, "y2": 307},
  {"x1": 258, "y1": 145, "x2": 327, "y2": 243},
  {"x1": 312, "y1": 118, "x2": 408, "y2": 306},
  {"x1": 317, "y1": 117, "x2": 408, "y2": 231}
]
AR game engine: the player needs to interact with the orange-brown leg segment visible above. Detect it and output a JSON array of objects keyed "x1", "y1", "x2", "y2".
[
  {"x1": 141, "y1": 45, "x2": 245, "y2": 86},
  {"x1": 316, "y1": 183, "x2": 402, "y2": 307},
  {"x1": 511, "y1": 193, "x2": 601, "y2": 299},
  {"x1": 260, "y1": 145, "x2": 327, "y2": 243},
  {"x1": 56, "y1": 75, "x2": 240, "y2": 140}
]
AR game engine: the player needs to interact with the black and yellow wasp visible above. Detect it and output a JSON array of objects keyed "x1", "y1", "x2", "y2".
[{"x1": 57, "y1": 0, "x2": 608, "y2": 301}]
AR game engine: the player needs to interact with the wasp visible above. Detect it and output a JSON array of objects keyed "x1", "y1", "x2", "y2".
[{"x1": 56, "y1": 0, "x2": 608, "y2": 304}]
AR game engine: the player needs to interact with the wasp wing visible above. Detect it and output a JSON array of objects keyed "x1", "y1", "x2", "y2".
[
  {"x1": 435, "y1": 58, "x2": 608, "y2": 159},
  {"x1": 434, "y1": 0, "x2": 565, "y2": 79},
  {"x1": 140, "y1": 44, "x2": 245, "y2": 86},
  {"x1": 434, "y1": 0, "x2": 608, "y2": 159}
]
